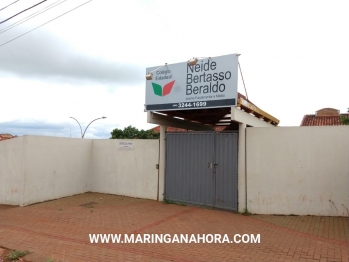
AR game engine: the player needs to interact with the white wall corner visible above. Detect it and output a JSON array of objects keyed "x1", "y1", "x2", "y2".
[
  {"x1": 19, "y1": 135, "x2": 28, "y2": 207},
  {"x1": 87, "y1": 139, "x2": 94, "y2": 192},
  {"x1": 158, "y1": 125, "x2": 166, "y2": 201},
  {"x1": 238, "y1": 123, "x2": 246, "y2": 213}
]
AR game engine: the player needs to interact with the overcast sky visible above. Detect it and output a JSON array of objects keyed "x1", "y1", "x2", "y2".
[{"x1": 0, "y1": 0, "x2": 348, "y2": 138}]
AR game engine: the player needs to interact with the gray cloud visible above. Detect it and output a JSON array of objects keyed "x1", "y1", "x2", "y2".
[
  {"x1": 0, "y1": 120, "x2": 113, "y2": 139},
  {"x1": 0, "y1": 120, "x2": 70, "y2": 137},
  {"x1": 0, "y1": 26, "x2": 143, "y2": 85}
]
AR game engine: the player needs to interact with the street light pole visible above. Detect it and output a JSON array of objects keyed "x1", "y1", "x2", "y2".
[
  {"x1": 82, "y1": 117, "x2": 107, "y2": 138},
  {"x1": 69, "y1": 117, "x2": 83, "y2": 138},
  {"x1": 69, "y1": 116, "x2": 107, "y2": 138}
]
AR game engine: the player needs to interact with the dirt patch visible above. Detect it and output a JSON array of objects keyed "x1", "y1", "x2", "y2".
[
  {"x1": 79, "y1": 201, "x2": 99, "y2": 208},
  {"x1": 0, "y1": 247, "x2": 31, "y2": 262}
]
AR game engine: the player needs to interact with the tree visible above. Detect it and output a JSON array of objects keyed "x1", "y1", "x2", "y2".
[
  {"x1": 340, "y1": 115, "x2": 349, "y2": 125},
  {"x1": 340, "y1": 108, "x2": 349, "y2": 125},
  {"x1": 110, "y1": 125, "x2": 160, "y2": 139}
]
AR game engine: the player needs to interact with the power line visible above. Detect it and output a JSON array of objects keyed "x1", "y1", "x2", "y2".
[
  {"x1": 0, "y1": 0, "x2": 93, "y2": 47},
  {"x1": 0, "y1": 0, "x2": 20, "y2": 12},
  {"x1": 0, "y1": 0, "x2": 68, "y2": 35},
  {"x1": 0, "y1": 0, "x2": 47, "y2": 25}
]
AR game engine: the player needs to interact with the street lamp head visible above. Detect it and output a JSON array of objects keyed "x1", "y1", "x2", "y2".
[
  {"x1": 102, "y1": 116, "x2": 107, "y2": 119},
  {"x1": 188, "y1": 57, "x2": 198, "y2": 66},
  {"x1": 145, "y1": 63, "x2": 167, "y2": 80},
  {"x1": 188, "y1": 57, "x2": 212, "y2": 66},
  {"x1": 146, "y1": 73, "x2": 153, "y2": 80}
]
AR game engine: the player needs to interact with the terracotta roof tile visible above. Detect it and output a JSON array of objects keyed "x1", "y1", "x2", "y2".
[
  {"x1": 300, "y1": 113, "x2": 349, "y2": 126},
  {"x1": 0, "y1": 134, "x2": 17, "y2": 141},
  {"x1": 315, "y1": 108, "x2": 340, "y2": 116}
]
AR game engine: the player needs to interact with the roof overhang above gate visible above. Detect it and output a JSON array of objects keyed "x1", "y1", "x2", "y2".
[{"x1": 147, "y1": 93, "x2": 279, "y2": 130}]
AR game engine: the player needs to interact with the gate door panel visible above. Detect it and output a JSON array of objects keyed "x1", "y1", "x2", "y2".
[
  {"x1": 165, "y1": 132, "x2": 215, "y2": 206},
  {"x1": 214, "y1": 133, "x2": 238, "y2": 210}
]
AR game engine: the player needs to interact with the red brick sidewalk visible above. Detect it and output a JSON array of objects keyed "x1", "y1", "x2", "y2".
[{"x1": 0, "y1": 193, "x2": 348, "y2": 262}]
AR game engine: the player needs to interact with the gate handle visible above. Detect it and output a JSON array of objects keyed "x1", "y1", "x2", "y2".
[{"x1": 208, "y1": 163, "x2": 218, "y2": 169}]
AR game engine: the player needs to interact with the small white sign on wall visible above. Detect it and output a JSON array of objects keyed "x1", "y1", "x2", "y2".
[{"x1": 119, "y1": 141, "x2": 134, "y2": 150}]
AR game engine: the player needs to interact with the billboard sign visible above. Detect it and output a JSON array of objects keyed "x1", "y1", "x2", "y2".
[{"x1": 145, "y1": 54, "x2": 238, "y2": 111}]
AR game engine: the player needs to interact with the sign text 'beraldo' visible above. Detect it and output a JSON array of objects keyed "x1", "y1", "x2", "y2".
[{"x1": 145, "y1": 54, "x2": 238, "y2": 111}]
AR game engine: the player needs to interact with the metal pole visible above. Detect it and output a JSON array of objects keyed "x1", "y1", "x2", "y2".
[
  {"x1": 69, "y1": 117, "x2": 83, "y2": 138},
  {"x1": 82, "y1": 117, "x2": 107, "y2": 138}
]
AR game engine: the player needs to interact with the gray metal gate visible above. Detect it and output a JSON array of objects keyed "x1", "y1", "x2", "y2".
[{"x1": 165, "y1": 132, "x2": 238, "y2": 211}]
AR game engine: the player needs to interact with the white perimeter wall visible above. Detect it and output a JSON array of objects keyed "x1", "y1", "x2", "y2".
[
  {"x1": 22, "y1": 136, "x2": 92, "y2": 206},
  {"x1": 246, "y1": 126, "x2": 349, "y2": 216},
  {"x1": 0, "y1": 137, "x2": 24, "y2": 205},
  {"x1": 0, "y1": 136, "x2": 159, "y2": 206},
  {"x1": 91, "y1": 139, "x2": 159, "y2": 200},
  {"x1": 2, "y1": 127, "x2": 348, "y2": 217}
]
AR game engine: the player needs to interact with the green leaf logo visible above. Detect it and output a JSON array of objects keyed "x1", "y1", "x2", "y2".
[{"x1": 152, "y1": 80, "x2": 175, "y2": 97}]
